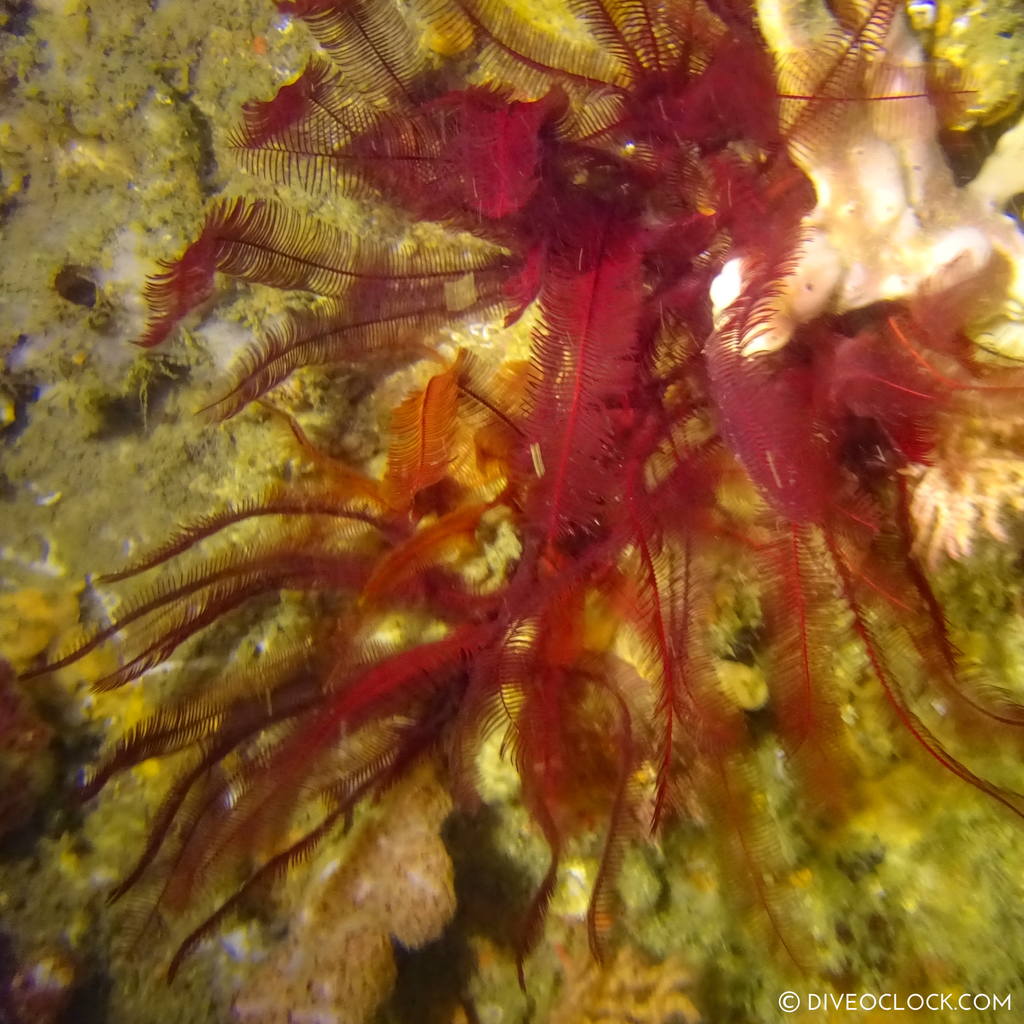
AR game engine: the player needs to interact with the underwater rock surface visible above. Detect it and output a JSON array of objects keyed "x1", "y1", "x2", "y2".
[{"x1": 2, "y1": 1, "x2": 1024, "y2": 1023}]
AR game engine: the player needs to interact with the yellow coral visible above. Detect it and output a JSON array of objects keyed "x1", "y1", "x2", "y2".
[{"x1": 0, "y1": 587, "x2": 80, "y2": 672}]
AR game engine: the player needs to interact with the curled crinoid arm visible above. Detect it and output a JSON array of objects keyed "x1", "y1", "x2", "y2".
[
  {"x1": 520, "y1": 207, "x2": 645, "y2": 556},
  {"x1": 234, "y1": 59, "x2": 562, "y2": 224},
  {"x1": 24, "y1": 480, "x2": 388, "y2": 690},
  {"x1": 203, "y1": 284, "x2": 488, "y2": 420},
  {"x1": 277, "y1": 0, "x2": 426, "y2": 103},
  {"x1": 192, "y1": 200, "x2": 513, "y2": 295},
  {"x1": 568, "y1": 0, "x2": 728, "y2": 81},
  {"x1": 160, "y1": 710, "x2": 449, "y2": 981},
  {"x1": 139, "y1": 196, "x2": 514, "y2": 352},
  {"x1": 381, "y1": 353, "x2": 463, "y2": 510},
  {"x1": 84, "y1": 577, "x2": 491, "y2": 965},
  {"x1": 826, "y1": 527, "x2": 1024, "y2": 821},
  {"x1": 756, "y1": 524, "x2": 852, "y2": 814},
  {"x1": 362, "y1": 503, "x2": 493, "y2": 602},
  {"x1": 97, "y1": 493, "x2": 391, "y2": 583},
  {"x1": 82, "y1": 644, "x2": 340, "y2": 927},
  {"x1": 490, "y1": 595, "x2": 639, "y2": 978},
  {"x1": 621, "y1": 443, "x2": 729, "y2": 827},
  {"x1": 228, "y1": 57, "x2": 382, "y2": 194},
  {"x1": 118, "y1": 683, "x2": 457, "y2": 976},
  {"x1": 705, "y1": 282, "x2": 832, "y2": 522},
  {"x1": 44, "y1": 543, "x2": 373, "y2": 692},
  {"x1": 763, "y1": 0, "x2": 907, "y2": 164},
  {"x1": 80, "y1": 639, "x2": 328, "y2": 804},
  {"x1": 410, "y1": 0, "x2": 626, "y2": 95}
]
